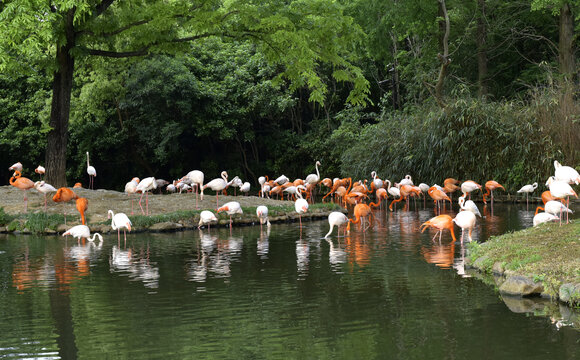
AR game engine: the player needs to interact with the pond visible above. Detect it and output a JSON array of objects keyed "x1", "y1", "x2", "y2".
[{"x1": 0, "y1": 203, "x2": 578, "y2": 359}]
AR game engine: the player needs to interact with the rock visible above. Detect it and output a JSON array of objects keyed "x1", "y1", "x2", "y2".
[
  {"x1": 558, "y1": 283, "x2": 580, "y2": 304},
  {"x1": 492, "y1": 262, "x2": 505, "y2": 275},
  {"x1": 56, "y1": 224, "x2": 68, "y2": 233},
  {"x1": 0, "y1": 226, "x2": 6, "y2": 233},
  {"x1": 502, "y1": 295, "x2": 548, "y2": 313},
  {"x1": 45, "y1": 228, "x2": 57, "y2": 235},
  {"x1": 149, "y1": 222, "x2": 183, "y2": 232},
  {"x1": 471, "y1": 255, "x2": 489, "y2": 270},
  {"x1": 499, "y1": 275, "x2": 544, "y2": 296}
]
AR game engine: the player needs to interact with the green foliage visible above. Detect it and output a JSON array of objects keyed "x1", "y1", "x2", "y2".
[
  {"x1": 0, "y1": 207, "x2": 15, "y2": 226},
  {"x1": 24, "y1": 213, "x2": 65, "y2": 234}
]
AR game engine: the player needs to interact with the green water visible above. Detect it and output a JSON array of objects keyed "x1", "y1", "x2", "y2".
[{"x1": 0, "y1": 204, "x2": 578, "y2": 359}]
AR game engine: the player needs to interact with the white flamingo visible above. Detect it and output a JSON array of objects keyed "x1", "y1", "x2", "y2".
[
  {"x1": 86, "y1": 152, "x2": 97, "y2": 190},
  {"x1": 256, "y1": 205, "x2": 271, "y2": 230},
  {"x1": 517, "y1": 182, "x2": 537, "y2": 207},
  {"x1": 546, "y1": 176, "x2": 577, "y2": 224},
  {"x1": 240, "y1": 182, "x2": 251, "y2": 195},
  {"x1": 217, "y1": 201, "x2": 243, "y2": 229},
  {"x1": 9, "y1": 162, "x2": 23, "y2": 172},
  {"x1": 136, "y1": 177, "x2": 157, "y2": 215},
  {"x1": 34, "y1": 181, "x2": 57, "y2": 211},
  {"x1": 62, "y1": 224, "x2": 103, "y2": 242},
  {"x1": 324, "y1": 211, "x2": 349, "y2": 238},
  {"x1": 124, "y1": 177, "x2": 140, "y2": 215},
  {"x1": 533, "y1": 212, "x2": 558, "y2": 227},
  {"x1": 108, "y1": 210, "x2": 132, "y2": 244},
  {"x1": 294, "y1": 186, "x2": 309, "y2": 230},
  {"x1": 460, "y1": 180, "x2": 481, "y2": 199},
  {"x1": 202, "y1": 171, "x2": 228, "y2": 208},
  {"x1": 198, "y1": 210, "x2": 218, "y2": 230},
  {"x1": 399, "y1": 174, "x2": 413, "y2": 187},
  {"x1": 35, "y1": 165, "x2": 45, "y2": 180},
  {"x1": 554, "y1": 160, "x2": 580, "y2": 185}
]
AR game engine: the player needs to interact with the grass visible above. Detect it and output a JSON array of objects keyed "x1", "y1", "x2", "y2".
[
  {"x1": 468, "y1": 221, "x2": 580, "y2": 300},
  {"x1": 0, "y1": 207, "x2": 15, "y2": 226}
]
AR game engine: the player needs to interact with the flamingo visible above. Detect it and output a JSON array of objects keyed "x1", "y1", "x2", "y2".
[
  {"x1": 62, "y1": 224, "x2": 103, "y2": 242},
  {"x1": 554, "y1": 160, "x2": 580, "y2": 185},
  {"x1": 136, "y1": 177, "x2": 157, "y2": 215},
  {"x1": 540, "y1": 190, "x2": 563, "y2": 205},
  {"x1": 34, "y1": 181, "x2": 57, "y2": 211},
  {"x1": 399, "y1": 175, "x2": 414, "y2": 186},
  {"x1": 534, "y1": 201, "x2": 573, "y2": 218},
  {"x1": 76, "y1": 197, "x2": 89, "y2": 225},
  {"x1": 258, "y1": 176, "x2": 269, "y2": 197},
  {"x1": 458, "y1": 195, "x2": 481, "y2": 217},
  {"x1": 217, "y1": 201, "x2": 243, "y2": 229},
  {"x1": 228, "y1": 176, "x2": 243, "y2": 196},
  {"x1": 202, "y1": 171, "x2": 228, "y2": 208},
  {"x1": 453, "y1": 211, "x2": 476, "y2": 244},
  {"x1": 305, "y1": 161, "x2": 321, "y2": 201},
  {"x1": 86, "y1": 152, "x2": 97, "y2": 190},
  {"x1": 443, "y1": 178, "x2": 460, "y2": 202},
  {"x1": 52, "y1": 187, "x2": 78, "y2": 224},
  {"x1": 517, "y1": 182, "x2": 537, "y2": 208},
  {"x1": 420, "y1": 215, "x2": 457, "y2": 243},
  {"x1": 325, "y1": 211, "x2": 349, "y2": 238},
  {"x1": 256, "y1": 205, "x2": 271, "y2": 230},
  {"x1": 198, "y1": 210, "x2": 218, "y2": 230},
  {"x1": 295, "y1": 189, "x2": 309, "y2": 230},
  {"x1": 545, "y1": 176, "x2": 577, "y2": 224},
  {"x1": 124, "y1": 177, "x2": 140, "y2": 215},
  {"x1": 9, "y1": 170, "x2": 35, "y2": 212},
  {"x1": 370, "y1": 171, "x2": 384, "y2": 192},
  {"x1": 375, "y1": 188, "x2": 388, "y2": 210},
  {"x1": 73, "y1": 182, "x2": 83, "y2": 188},
  {"x1": 418, "y1": 183, "x2": 430, "y2": 208},
  {"x1": 428, "y1": 186, "x2": 451, "y2": 214},
  {"x1": 240, "y1": 182, "x2": 251, "y2": 195},
  {"x1": 274, "y1": 174, "x2": 289, "y2": 185},
  {"x1": 460, "y1": 180, "x2": 481, "y2": 200},
  {"x1": 533, "y1": 212, "x2": 558, "y2": 227},
  {"x1": 483, "y1": 180, "x2": 505, "y2": 210},
  {"x1": 347, "y1": 203, "x2": 373, "y2": 232},
  {"x1": 108, "y1": 210, "x2": 132, "y2": 244},
  {"x1": 9, "y1": 162, "x2": 23, "y2": 172},
  {"x1": 386, "y1": 180, "x2": 400, "y2": 210},
  {"x1": 34, "y1": 165, "x2": 45, "y2": 180}
]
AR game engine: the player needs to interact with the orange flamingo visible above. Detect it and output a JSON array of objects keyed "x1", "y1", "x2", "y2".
[
  {"x1": 52, "y1": 187, "x2": 78, "y2": 224},
  {"x1": 420, "y1": 215, "x2": 457, "y2": 243},
  {"x1": 374, "y1": 188, "x2": 388, "y2": 210},
  {"x1": 482, "y1": 180, "x2": 505, "y2": 205},
  {"x1": 322, "y1": 177, "x2": 351, "y2": 200},
  {"x1": 540, "y1": 190, "x2": 564, "y2": 205},
  {"x1": 443, "y1": 178, "x2": 460, "y2": 201},
  {"x1": 9, "y1": 170, "x2": 35, "y2": 212},
  {"x1": 389, "y1": 185, "x2": 421, "y2": 211},
  {"x1": 428, "y1": 186, "x2": 451, "y2": 214},
  {"x1": 75, "y1": 197, "x2": 89, "y2": 225},
  {"x1": 346, "y1": 203, "x2": 373, "y2": 232}
]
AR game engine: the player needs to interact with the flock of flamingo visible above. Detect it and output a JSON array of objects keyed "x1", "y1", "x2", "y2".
[{"x1": 6, "y1": 155, "x2": 579, "y2": 245}]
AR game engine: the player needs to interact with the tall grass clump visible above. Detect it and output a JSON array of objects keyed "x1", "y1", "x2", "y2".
[
  {"x1": 337, "y1": 94, "x2": 560, "y2": 191},
  {"x1": 0, "y1": 207, "x2": 15, "y2": 226},
  {"x1": 25, "y1": 213, "x2": 65, "y2": 233}
]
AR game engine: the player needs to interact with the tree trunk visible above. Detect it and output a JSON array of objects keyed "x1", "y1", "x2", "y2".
[
  {"x1": 46, "y1": 9, "x2": 76, "y2": 188},
  {"x1": 477, "y1": 0, "x2": 488, "y2": 98},
  {"x1": 434, "y1": 0, "x2": 450, "y2": 109},
  {"x1": 559, "y1": 2, "x2": 575, "y2": 80}
]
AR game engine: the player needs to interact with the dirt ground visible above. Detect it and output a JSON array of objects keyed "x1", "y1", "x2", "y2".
[{"x1": 0, "y1": 185, "x2": 296, "y2": 225}]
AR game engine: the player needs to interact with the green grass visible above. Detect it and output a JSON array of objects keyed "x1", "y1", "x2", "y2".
[
  {"x1": 468, "y1": 221, "x2": 580, "y2": 298},
  {"x1": 0, "y1": 207, "x2": 15, "y2": 226},
  {"x1": 24, "y1": 213, "x2": 65, "y2": 233}
]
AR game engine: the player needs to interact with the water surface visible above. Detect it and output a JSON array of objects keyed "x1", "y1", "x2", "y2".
[{"x1": 0, "y1": 203, "x2": 578, "y2": 359}]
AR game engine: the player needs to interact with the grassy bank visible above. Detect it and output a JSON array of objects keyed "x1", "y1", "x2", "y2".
[
  {"x1": 0, "y1": 202, "x2": 344, "y2": 234},
  {"x1": 468, "y1": 221, "x2": 580, "y2": 303}
]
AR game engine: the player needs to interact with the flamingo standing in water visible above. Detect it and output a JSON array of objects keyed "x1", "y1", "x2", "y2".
[
  {"x1": 108, "y1": 210, "x2": 132, "y2": 245},
  {"x1": 454, "y1": 196, "x2": 481, "y2": 243},
  {"x1": 136, "y1": 177, "x2": 157, "y2": 215},
  {"x1": 325, "y1": 211, "x2": 349, "y2": 238},
  {"x1": 34, "y1": 181, "x2": 57, "y2": 211},
  {"x1": 198, "y1": 210, "x2": 218, "y2": 230},
  {"x1": 86, "y1": 152, "x2": 97, "y2": 190},
  {"x1": 295, "y1": 190, "x2": 309, "y2": 230},
  {"x1": 62, "y1": 224, "x2": 103, "y2": 242},
  {"x1": 52, "y1": 187, "x2": 78, "y2": 224},
  {"x1": 256, "y1": 205, "x2": 271, "y2": 231},
  {"x1": 460, "y1": 180, "x2": 481, "y2": 200},
  {"x1": 124, "y1": 177, "x2": 140, "y2": 215},
  {"x1": 217, "y1": 201, "x2": 243, "y2": 230},
  {"x1": 483, "y1": 180, "x2": 505, "y2": 209},
  {"x1": 10, "y1": 170, "x2": 35, "y2": 212},
  {"x1": 418, "y1": 183, "x2": 430, "y2": 208},
  {"x1": 428, "y1": 186, "x2": 451, "y2": 214},
  {"x1": 202, "y1": 171, "x2": 228, "y2": 208},
  {"x1": 347, "y1": 203, "x2": 373, "y2": 232},
  {"x1": 76, "y1": 197, "x2": 89, "y2": 225},
  {"x1": 420, "y1": 215, "x2": 457, "y2": 243},
  {"x1": 517, "y1": 182, "x2": 537, "y2": 208}
]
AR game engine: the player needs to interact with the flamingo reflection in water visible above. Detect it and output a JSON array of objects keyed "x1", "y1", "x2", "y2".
[{"x1": 422, "y1": 242, "x2": 455, "y2": 269}]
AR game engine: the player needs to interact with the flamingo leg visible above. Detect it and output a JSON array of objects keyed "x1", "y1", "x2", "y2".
[
  {"x1": 139, "y1": 192, "x2": 146, "y2": 215},
  {"x1": 146, "y1": 191, "x2": 149, "y2": 215}
]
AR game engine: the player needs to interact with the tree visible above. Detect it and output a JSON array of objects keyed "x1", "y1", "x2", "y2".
[{"x1": 0, "y1": 0, "x2": 369, "y2": 187}]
